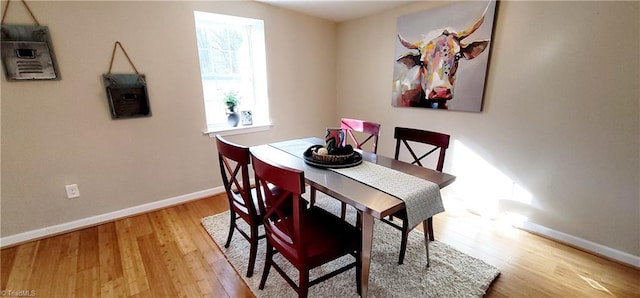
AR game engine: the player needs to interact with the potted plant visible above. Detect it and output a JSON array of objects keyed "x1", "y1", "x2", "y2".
[
  {"x1": 224, "y1": 91, "x2": 240, "y2": 127},
  {"x1": 224, "y1": 91, "x2": 239, "y2": 113}
]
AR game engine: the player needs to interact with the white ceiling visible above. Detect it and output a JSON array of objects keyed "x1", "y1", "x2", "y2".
[{"x1": 256, "y1": 1, "x2": 417, "y2": 22}]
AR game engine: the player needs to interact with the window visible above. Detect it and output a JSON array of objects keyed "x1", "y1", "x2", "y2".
[{"x1": 194, "y1": 11, "x2": 270, "y2": 132}]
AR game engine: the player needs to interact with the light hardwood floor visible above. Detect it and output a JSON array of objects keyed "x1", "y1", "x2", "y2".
[{"x1": 2, "y1": 193, "x2": 639, "y2": 297}]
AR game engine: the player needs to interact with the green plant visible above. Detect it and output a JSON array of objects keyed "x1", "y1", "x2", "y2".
[{"x1": 224, "y1": 91, "x2": 239, "y2": 112}]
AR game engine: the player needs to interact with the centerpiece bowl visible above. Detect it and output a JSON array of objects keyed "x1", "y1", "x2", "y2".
[{"x1": 303, "y1": 145, "x2": 362, "y2": 169}]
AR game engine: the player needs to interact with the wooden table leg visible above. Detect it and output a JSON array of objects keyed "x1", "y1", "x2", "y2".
[{"x1": 360, "y1": 212, "x2": 374, "y2": 298}]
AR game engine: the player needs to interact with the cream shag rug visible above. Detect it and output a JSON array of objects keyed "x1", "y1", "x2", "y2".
[{"x1": 201, "y1": 194, "x2": 500, "y2": 298}]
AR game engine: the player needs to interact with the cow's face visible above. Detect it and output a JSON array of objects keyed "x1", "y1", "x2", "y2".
[
  {"x1": 396, "y1": 6, "x2": 491, "y2": 106},
  {"x1": 421, "y1": 33, "x2": 462, "y2": 100}
]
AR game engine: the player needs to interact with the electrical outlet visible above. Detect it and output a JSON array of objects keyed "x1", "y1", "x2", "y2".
[{"x1": 65, "y1": 184, "x2": 80, "y2": 199}]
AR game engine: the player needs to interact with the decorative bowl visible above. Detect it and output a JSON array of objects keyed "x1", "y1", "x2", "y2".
[{"x1": 311, "y1": 150, "x2": 353, "y2": 163}]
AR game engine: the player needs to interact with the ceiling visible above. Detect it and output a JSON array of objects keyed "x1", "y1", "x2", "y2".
[{"x1": 256, "y1": 1, "x2": 417, "y2": 23}]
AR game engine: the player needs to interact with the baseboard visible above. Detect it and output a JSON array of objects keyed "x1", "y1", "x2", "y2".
[
  {"x1": 520, "y1": 221, "x2": 640, "y2": 268},
  {"x1": 0, "y1": 187, "x2": 225, "y2": 248},
  {"x1": 3, "y1": 188, "x2": 639, "y2": 270}
]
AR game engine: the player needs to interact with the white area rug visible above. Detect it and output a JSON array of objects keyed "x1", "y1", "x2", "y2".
[{"x1": 201, "y1": 194, "x2": 500, "y2": 297}]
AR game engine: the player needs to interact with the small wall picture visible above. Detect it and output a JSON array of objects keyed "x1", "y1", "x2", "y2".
[{"x1": 240, "y1": 110, "x2": 253, "y2": 125}]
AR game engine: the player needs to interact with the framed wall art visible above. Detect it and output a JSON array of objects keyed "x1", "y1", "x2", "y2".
[
  {"x1": 1, "y1": 0, "x2": 61, "y2": 81},
  {"x1": 102, "y1": 41, "x2": 151, "y2": 119},
  {"x1": 391, "y1": 0, "x2": 497, "y2": 112},
  {"x1": 240, "y1": 110, "x2": 253, "y2": 126}
]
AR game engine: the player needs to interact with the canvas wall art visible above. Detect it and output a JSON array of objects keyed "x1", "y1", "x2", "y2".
[{"x1": 391, "y1": 1, "x2": 497, "y2": 112}]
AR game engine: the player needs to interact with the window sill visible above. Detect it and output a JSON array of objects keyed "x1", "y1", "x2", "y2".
[{"x1": 204, "y1": 123, "x2": 273, "y2": 137}]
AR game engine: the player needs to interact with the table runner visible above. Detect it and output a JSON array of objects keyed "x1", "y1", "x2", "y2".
[
  {"x1": 270, "y1": 140, "x2": 445, "y2": 229},
  {"x1": 332, "y1": 161, "x2": 443, "y2": 229}
]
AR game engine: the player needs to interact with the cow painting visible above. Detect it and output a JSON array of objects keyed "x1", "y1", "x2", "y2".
[{"x1": 392, "y1": 1, "x2": 496, "y2": 111}]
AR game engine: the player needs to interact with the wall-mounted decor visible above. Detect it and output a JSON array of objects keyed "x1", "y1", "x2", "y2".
[
  {"x1": 391, "y1": 1, "x2": 497, "y2": 112},
  {"x1": 103, "y1": 41, "x2": 151, "y2": 119},
  {"x1": 1, "y1": 0, "x2": 61, "y2": 81}
]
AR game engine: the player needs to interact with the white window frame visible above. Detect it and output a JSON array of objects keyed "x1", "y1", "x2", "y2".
[{"x1": 193, "y1": 11, "x2": 271, "y2": 136}]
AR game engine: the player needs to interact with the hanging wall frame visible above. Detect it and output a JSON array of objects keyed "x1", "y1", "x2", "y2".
[
  {"x1": 1, "y1": 0, "x2": 61, "y2": 80},
  {"x1": 391, "y1": 1, "x2": 497, "y2": 112},
  {"x1": 103, "y1": 41, "x2": 151, "y2": 119}
]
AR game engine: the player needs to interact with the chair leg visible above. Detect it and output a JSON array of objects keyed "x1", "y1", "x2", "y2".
[
  {"x1": 423, "y1": 220, "x2": 430, "y2": 267},
  {"x1": 299, "y1": 269, "x2": 309, "y2": 298},
  {"x1": 246, "y1": 224, "x2": 259, "y2": 277},
  {"x1": 427, "y1": 217, "x2": 434, "y2": 241},
  {"x1": 224, "y1": 211, "x2": 236, "y2": 248},
  {"x1": 398, "y1": 226, "x2": 409, "y2": 265},
  {"x1": 259, "y1": 243, "x2": 273, "y2": 290}
]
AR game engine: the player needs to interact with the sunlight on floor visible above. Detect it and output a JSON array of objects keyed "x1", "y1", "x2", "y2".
[{"x1": 578, "y1": 274, "x2": 614, "y2": 295}]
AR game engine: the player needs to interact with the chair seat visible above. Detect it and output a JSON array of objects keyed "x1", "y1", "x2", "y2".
[
  {"x1": 230, "y1": 189, "x2": 263, "y2": 218},
  {"x1": 231, "y1": 185, "x2": 299, "y2": 215},
  {"x1": 272, "y1": 206, "x2": 360, "y2": 268}
]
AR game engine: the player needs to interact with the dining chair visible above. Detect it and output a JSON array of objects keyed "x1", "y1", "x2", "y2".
[
  {"x1": 215, "y1": 135, "x2": 264, "y2": 277},
  {"x1": 310, "y1": 118, "x2": 381, "y2": 220},
  {"x1": 251, "y1": 151, "x2": 361, "y2": 298},
  {"x1": 341, "y1": 118, "x2": 381, "y2": 154},
  {"x1": 383, "y1": 127, "x2": 450, "y2": 264}
]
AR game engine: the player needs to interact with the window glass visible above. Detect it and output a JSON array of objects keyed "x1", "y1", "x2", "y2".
[{"x1": 194, "y1": 12, "x2": 269, "y2": 131}]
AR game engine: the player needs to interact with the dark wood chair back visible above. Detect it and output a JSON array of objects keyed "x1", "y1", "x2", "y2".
[
  {"x1": 217, "y1": 135, "x2": 256, "y2": 219},
  {"x1": 215, "y1": 135, "x2": 263, "y2": 277},
  {"x1": 341, "y1": 118, "x2": 381, "y2": 154},
  {"x1": 251, "y1": 152, "x2": 361, "y2": 297},
  {"x1": 393, "y1": 127, "x2": 450, "y2": 171},
  {"x1": 251, "y1": 152, "x2": 306, "y2": 255}
]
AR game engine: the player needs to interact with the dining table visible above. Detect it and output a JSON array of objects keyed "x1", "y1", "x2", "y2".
[{"x1": 249, "y1": 137, "x2": 456, "y2": 298}]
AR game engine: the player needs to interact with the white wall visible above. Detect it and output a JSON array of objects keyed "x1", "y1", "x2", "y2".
[
  {"x1": 1, "y1": 1, "x2": 336, "y2": 237},
  {"x1": 336, "y1": 1, "x2": 639, "y2": 259}
]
